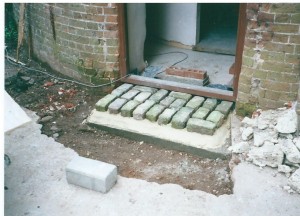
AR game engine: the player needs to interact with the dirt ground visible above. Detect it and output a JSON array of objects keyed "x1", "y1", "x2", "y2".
[{"x1": 5, "y1": 48, "x2": 233, "y2": 196}]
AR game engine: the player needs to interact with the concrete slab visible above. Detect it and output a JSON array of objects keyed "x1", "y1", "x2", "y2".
[{"x1": 87, "y1": 110, "x2": 230, "y2": 159}]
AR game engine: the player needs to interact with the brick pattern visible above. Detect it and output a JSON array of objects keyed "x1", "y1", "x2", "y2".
[
  {"x1": 13, "y1": 3, "x2": 120, "y2": 85},
  {"x1": 237, "y1": 3, "x2": 300, "y2": 114},
  {"x1": 95, "y1": 84, "x2": 233, "y2": 135}
]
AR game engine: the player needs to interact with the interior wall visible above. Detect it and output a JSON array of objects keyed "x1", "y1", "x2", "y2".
[{"x1": 147, "y1": 3, "x2": 198, "y2": 46}]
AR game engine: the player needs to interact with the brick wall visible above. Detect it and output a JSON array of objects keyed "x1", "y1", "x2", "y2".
[
  {"x1": 13, "y1": 3, "x2": 120, "y2": 85},
  {"x1": 237, "y1": 3, "x2": 300, "y2": 115}
]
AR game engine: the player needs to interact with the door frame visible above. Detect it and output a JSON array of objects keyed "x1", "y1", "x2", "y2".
[{"x1": 117, "y1": 3, "x2": 247, "y2": 101}]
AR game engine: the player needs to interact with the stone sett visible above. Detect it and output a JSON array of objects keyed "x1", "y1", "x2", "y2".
[
  {"x1": 202, "y1": 98, "x2": 218, "y2": 111},
  {"x1": 169, "y1": 91, "x2": 192, "y2": 101},
  {"x1": 108, "y1": 98, "x2": 128, "y2": 114},
  {"x1": 149, "y1": 89, "x2": 169, "y2": 102},
  {"x1": 133, "y1": 100, "x2": 156, "y2": 120},
  {"x1": 192, "y1": 107, "x2": 211, "y2": 119},
  {"x1": 171, "y1": 107, "x2": 194, "y2": 129},
  {"x1": 186, "y1": 96, "x2": 205, "y2": 110},
  {"x1": 132, "y1": 85, "x2": 158, "y2": 94},
  {"x1": 160, "y1": 96, "x2": 176, "y2": 107},
  {"x1": 95, "y1": 94, "x2": 117, "y2": 112},
  {"x1": 111, "y1": 83, "x2": 133, "y2": 97},
  {"x1": 134, "y1": 91, "x2": 152, "y2": 103},
  {"x1": 206, "y1": 111, "x2": 225, "y2": 128},
  {"x1": 121, "y1": 89, "x2": 140, "y2": 100},
  {"x1": 169, "y1": 98, "x2": 187, "y2": 111},
  {"x1": 157, "y1": 108, "x2": 177, "y2": 125},
  {"x1": 121, "y1": 100, "x2": 140, "y2": 117},
  {"x1": 215, "y1": 101, "x2": 233, "y2": 116},
  {"x1": 187, "y1": 118, "x2": 217, "y2": 135},
  {"x1": 146, "y1": 104, "x2": 166, "y2": 122}
]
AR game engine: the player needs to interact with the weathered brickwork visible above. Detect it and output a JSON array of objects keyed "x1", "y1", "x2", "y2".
[
  {"x1": 237, "y1": 3, "x2": 300, "y2": 115},
  {"x1": 13, "y1": 3, "x2": 120, "y2": 85}
]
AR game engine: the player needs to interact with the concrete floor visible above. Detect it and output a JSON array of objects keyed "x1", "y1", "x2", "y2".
[
  {"x1": 4, "y1": 92, "x2": 300, "y2": 216},
  {"x1": 143, "y1": 42, "x2": 234, "y2": 86}
]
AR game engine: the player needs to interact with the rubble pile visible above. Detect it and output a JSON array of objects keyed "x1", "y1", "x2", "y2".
[{"x1": 229, "y1": 107, "x2": 300, "y2": 194}]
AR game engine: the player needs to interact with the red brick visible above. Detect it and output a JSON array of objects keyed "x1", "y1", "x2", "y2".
[
  {"x1": 104, "y1": 7, "x2": 117, "y2": 15},
  {"x1": 257, "y1": 12, "x2": 275, "y2": 22},
  {"x1": 106, "y1": 15, "x2": 118, "y2": 23},
  {"x1": 247, "y1": 3, "x2": 260, "y2": 11},
  {"x1": 105, "y1": 23, "x2": 118, "y2": 31},
  {"x1": 272, "y1": 33, "x2": 289, "y2": 43},
  {"x1": 271, "y1": 24, "x2": 299, "y2": 33},
  {"x1": 165, "y1": 67, "x2": 207, "y2": 79}
]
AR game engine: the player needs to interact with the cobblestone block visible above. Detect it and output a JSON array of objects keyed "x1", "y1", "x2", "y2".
[
  {"x1": 169, "y1": 98, "x2": 187, "y2": 111},
  {"x1": 121, "y1": 89, "x2": 140, "y2": 100},
  {"x1": 186, "y1": 96, "x2": 205, "y2": 110},
  {"x1": 157, "y1": 108, "x2": 177, "y2": 125},
  {"x1": 171, "y1": 107, "x2": 194, "y2": 129},
  {"x1": 160, "y1": 96, "x2": 176, "y2": 107},
  {"x1": 134, "y1": 91, "x2": 152, "y2": 103},
  {"x1": 108, "y1": 98, "x2": 128, "y2": 114},
  {"x1": 133, "y1": 100, "x2": 156, "y2": 120},
  {"x1": 169, "y1": 91, "x2": 192, "y2": 101},
  {"x1": 187, "y1": 118, "x2": 217, "y2": 135},
  {"x1": 121, "y1": 100, "x2": 140, "y2": 117},
  {"x1": 95, "y1": 94, "x2": 117, "y2": 112},
  {"x1": 146, "y1": 104, "x2": 166, "y2": 122},
  {"x1": 149, "y1": 89, "x2": 169, "y2": 102},
  {"x1": 132, "y1": 85, "x2": 158, "y2": 94},
  {"x1": 202, "y1": 98, "x2": 218, "y2": 111},
  {"x1": 215, "y1": 101, "x2": 233, "y2": 116},
  {"x1": 111, "y1": 83, "x2": 133, "y2": 97},
  {"x1": 206, "y1": 111, "x2": 225, "y2": 128},
  {"x1": 192, "y1": 107, "x2": 210, "y2": 119}
]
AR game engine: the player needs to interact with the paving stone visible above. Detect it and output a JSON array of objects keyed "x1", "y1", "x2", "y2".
[
  {"x1": 149, "y1": 89, "x2": 169, "y2": 102},
  {"x1": 134, "y1": 91, "x2": 152, "y2": 103},
  {"x1": 132, "y1": 85, "x2": 158, "y2": 94},
  {"x1": 160, "y1": 96, "x2": 176, "y2": 107},
  {"x1": 95, "y1": 94, "x2": 117, "y2": 112},
  {"x1": 108, "y1": 98, "x2": 128, "y2": 114},
  {"x1": 202, "y1": 98, "x2": 218, "y2": 111},
  {"x1": 171, "y1": 107, "x2": 194, "y2": 129},
  {"x1": 111, "y1": 83, "x2": 133, "y2": 97},
  {"x1": 146, "y1": 104, "x2": 166, "y2": 122},
  {"x1": 157, "y1": 108, "x2": 177, "y2": 125},
  {"x1": 133, "y1": 100, "x2": 156, "y2": 120},
  {"x1": 186, "y1": 96, "x2": 205, "y2": 110},
  {"x1": 192, "y1": 107, "x2": 210, "y2": 119},
  {"x1": 121, "y1": 100, "x2": 140, "y2": 117},
  {"x1": 187, "y1": 118, "x2": 217, "y2": 135},
  {"x1": 215, "y1": 101, "x2": 233, "y2": 116},
  {"x1": 121, "y1": 89, "x2": 140, "y2": 100},
  {"x1": 66, "y1": 156, "x2": 117, "y2": 193},
  {"x1": 206, "y1": 111, "x2": 225, "y2": 128},
  {"x1": 169, "y1": 91, "x2": 192, "y2": 101},
  {"x1": 169, "y1": 98, "x2": 187, "y2": 111}
]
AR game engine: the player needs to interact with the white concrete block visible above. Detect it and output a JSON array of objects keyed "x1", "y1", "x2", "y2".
[{"x1": 66, "y1": 156, "x2": 117, "y2": 193}]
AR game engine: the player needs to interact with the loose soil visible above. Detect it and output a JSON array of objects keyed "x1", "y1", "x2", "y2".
[{"x1": 5, "y1": 48, "x2": 233, "y2": 196}]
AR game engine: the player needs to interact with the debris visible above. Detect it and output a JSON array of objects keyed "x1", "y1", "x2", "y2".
[
  {"x1": 278, "y1": 165, "x2": 293, "y2": 177},
  {"x1": 275, "y1": 109, "x2": 297, "y2": 134},
  {"x1": 44, "y1": 81, "x2": 54, "y2": 87},
  {"x1": 39, "y1": 116, "x2": 53, "y2": 123},
  {"x1": 288, "y1": 168, "x2": 300, "y2": 193},
  {"x1": 241, "y1": 127, "x2": 253, "y2": 141},
  {"x1": 253, "y1": 129, "x2": 278, "y2": 147},
  {"x1": 251, "y1": 109, "x2": 262, "y2": 118},
  {"x1": 241, "y1": 117, "x2": 257, "y2": 128},
  {"x1": 279, "y1": 138, "x2": 300, "y2": 164},
  {"x1": 228, "y1": 141, "x2": 250, "y2": 154}
]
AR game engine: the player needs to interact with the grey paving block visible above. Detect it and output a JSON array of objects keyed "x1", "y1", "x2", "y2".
[
  {"x1": 160, "y1": 96, "x2": 176, "y2": 107},
  {"x1": 215, "y1": 101, "x2": 233, "y2": 116},
  {"x1": 132, "y1": 85, "x2": 158, "y2": 94},
  {"x1": 121, "y1": 100, "x2": 140, "y2": 117},
  {"x1": 95, "y1": 94, "x2": 117, "y2": 112},
  {"x1": 169, "y1": 91, "x2": 192, "y2": 101},
  {"x1": 111, "y1": 83, "x2": 133, "y2": 97},
  {"x1": 121, "y1": 89, "x2": 140, "y2": 100},
  {"x1": 108, "y1": 98, "x2": 128, "y2": 114},
  {"x1": 134, "y1": 91, "x2": 152, "y2": 103},
  {"x1": 157, "y1": 108, "x2": 177, "y2": 125},
  {"x1": 66, "y1": 156, "x2": 117, "y2": 193},
  {"x1": 149, "y1": 89, "x2": 169, "y2": 102},
  {"x1": 169, "y1": 98, "x2": 187, "y2": 111},
  {"x1": 187, "y1": 118, "x2": 217, "y2": 135},
  {"x1": 186, "y1": 96, "x2": 205, "y2": 110},
  {"x1": 146, "y1": 104, "x2": 166, "y2": 122},
  {"x1": 192, "y1": 107, "x2": 211, "y2": 119},
  {"x1": 206, "y1": 111, "x2": 225, "y2": 128},
  {"x1": 202, "y1": 98, "x2": 218, "y2": 111},
  {"x1": 133, "y1": 100, "x2": 156, "y2": 120},
  {"x1": 171, "y1": 107, "x2": 194, "y2": 129}
]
